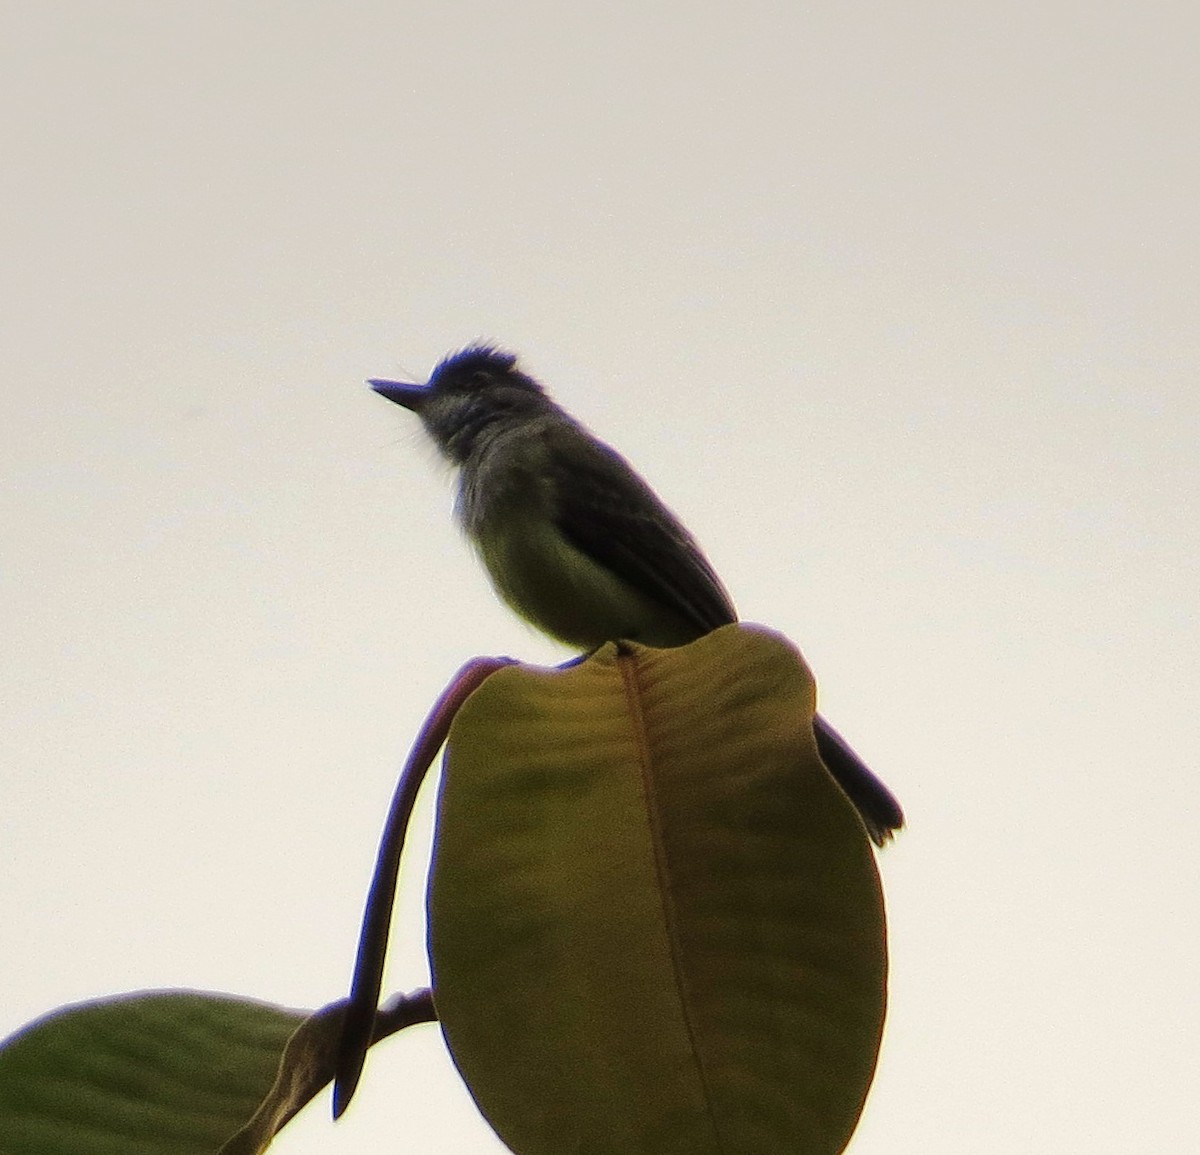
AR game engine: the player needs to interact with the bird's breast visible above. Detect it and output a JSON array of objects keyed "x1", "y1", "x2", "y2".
[{"x1": 455, "y1": 426, "x2": 698, "y2": 648}]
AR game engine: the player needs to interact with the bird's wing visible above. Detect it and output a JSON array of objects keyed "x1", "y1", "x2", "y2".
[
  {"x1": 545, "y1": 426, "x2": 904, "y2": 846},
  {"x1": 545, "y1": 424, "x2": 737, "y2": 634}
]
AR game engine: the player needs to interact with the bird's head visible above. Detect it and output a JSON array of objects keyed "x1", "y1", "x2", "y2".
[{"x1": 370, "y1": 345, "x2": 549, "y2": 464}]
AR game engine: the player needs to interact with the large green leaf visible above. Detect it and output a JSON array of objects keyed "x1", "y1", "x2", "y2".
[{"x1": 428, "y1": 623, "x2": 887, "y2": 1155}]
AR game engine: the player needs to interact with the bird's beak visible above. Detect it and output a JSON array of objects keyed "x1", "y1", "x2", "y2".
[{"x1": 369, "y1": 379, "x2": 429, "y2": 412}]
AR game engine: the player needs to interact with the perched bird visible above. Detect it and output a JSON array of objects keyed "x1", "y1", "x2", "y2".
[{"x1": 371, "y1": 345, "x2": 903, "y2": 844}]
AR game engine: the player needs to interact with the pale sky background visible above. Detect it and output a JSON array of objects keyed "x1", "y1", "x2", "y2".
[{"x1": 3, "y1": 3, "x2": 1197, "y2": 1153}]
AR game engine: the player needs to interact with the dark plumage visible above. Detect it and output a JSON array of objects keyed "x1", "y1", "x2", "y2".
[{"x1": 372, "y1": 347, "x2": 903, "y2": 844}]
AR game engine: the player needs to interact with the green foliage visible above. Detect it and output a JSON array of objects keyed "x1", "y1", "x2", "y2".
[
  {"x1": 430, "y1": 624, "x2": 887, "y2": 1154},
  {"x1": 0, "y1": 991, "x2": 307, "y2": 1154},
  {"x1": 0, "y1": 624, "x2": 889, "y2": 1153},
  {"x1": 0, "y1": 990, "x2": 433, "y2": 1154}
]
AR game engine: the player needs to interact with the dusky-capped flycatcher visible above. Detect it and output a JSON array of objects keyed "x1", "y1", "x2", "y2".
[{"x1": 371, "y1": 345, "x2": 903, "y2": 844}]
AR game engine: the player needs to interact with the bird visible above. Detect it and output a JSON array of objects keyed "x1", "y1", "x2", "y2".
[{"x1": 370, "y1": 345, "x2": 903, "y2": 845}]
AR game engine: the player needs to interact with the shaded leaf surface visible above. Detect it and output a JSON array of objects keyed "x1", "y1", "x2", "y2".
[
  {"x1": 0, "y1": 989, "x2": 436, "y2": 1154},
  {"x1": 0, "y1": 991, "x2": 306, "y2": 1154},
  {"x1": 429, "y1": 623, "x2": 888, "y2": 1155}
]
